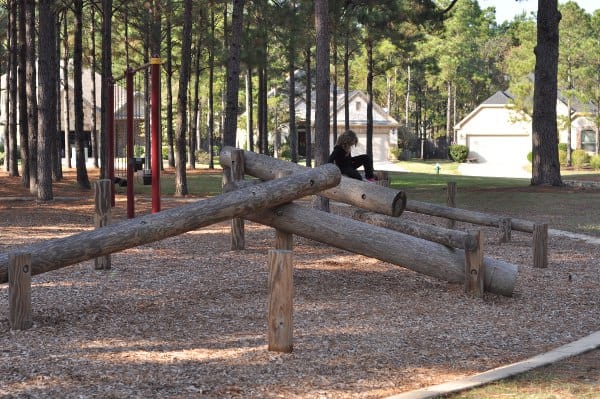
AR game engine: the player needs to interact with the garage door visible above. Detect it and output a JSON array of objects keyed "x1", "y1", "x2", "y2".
[{"x1": 466, "y1": 135, "x2": 531, "y2": 165}]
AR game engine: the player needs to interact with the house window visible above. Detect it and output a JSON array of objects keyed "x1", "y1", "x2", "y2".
[
  {"x1": 355, "y1": 101, "x2": 361, "y2": 111},
  {"x1": 581, "y1": 129, "x2": 596, "y2": 152}
]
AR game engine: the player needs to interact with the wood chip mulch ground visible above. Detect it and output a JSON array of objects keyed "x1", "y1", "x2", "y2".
[{"x1": 0, "y1": 171, "x2": 598, "y2": 398}]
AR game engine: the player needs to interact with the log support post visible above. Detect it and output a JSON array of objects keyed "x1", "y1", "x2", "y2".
[
  {"x1": 275, "y1": 171, "x2": 294, "y2": 250},
  {"x1": 498, "y1": 217, "x2": 512, "y2": 243},
  {"x1": 8, "y1": 252, "x2": 33, "y2": 330},
  {"x1": 464, "y1": 230, "x2": 484, "y2": 297},
  {"x1": 446, "y1": 182, "x2": 456, "y2": 230},
  {"x1": 230, "y1": 150, "x2": 246, "y2": 250},
  {"x1": 533, "y1": 223, "x2": 548, "y2": 268},
  {"x1": 94, "y1": 179, "x2": 112, "y2": 270},
  {"x1": 268, "y1": 249, "x2": 293, "y2": 352}
]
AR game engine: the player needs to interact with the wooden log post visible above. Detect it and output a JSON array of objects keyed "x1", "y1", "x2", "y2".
[
  {"x1": 275, "y1": 170, "x2": 294, "y2": 250},
  {"x1": 533, "y1": 223, "x2": 548, "y2": 269},
  {"x1": 268, "y1": 249, "x2": 294, "y2": 352},
  {"x1": 446, "y1": 181, "x2": 457, "y2": 230},
  {"x1": 464, "y1": 230, "x2": 484, "y2": 297},
  {"x1": 94, "y1": 179, "x2": 112, "y2": 270},
  {"x1": 247, "y1": 203, "x2": 518, "y2": 297},
  {"x1": 220, "y1": 146, "x2": 407, "y2": 217},
  {"x1": 230, "y1": 149, "x2": 246, "y2": 250},
  {"x1": 8, "y1": 253, "x2": 33, "y2": 330},
  {"x1": 0, "y1": 165, "x2": 341, "y2": 284},
  {"x1": 498, "y1": 217, "x2": 512, "y2": 243}
]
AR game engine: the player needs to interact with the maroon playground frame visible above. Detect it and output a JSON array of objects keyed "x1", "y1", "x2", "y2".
[{"x1": 107, "y1": 57, "x2": 161, "y2": 218}]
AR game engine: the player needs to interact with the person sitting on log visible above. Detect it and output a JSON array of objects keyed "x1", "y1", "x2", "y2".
[{"x1": 328, "y1": 129, "x2": 377, "y2": 182}]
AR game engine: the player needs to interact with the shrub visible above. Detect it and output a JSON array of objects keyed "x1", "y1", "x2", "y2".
[
  {"x1": 195, "y1": 150, "x2": 211, "y2": 164},
  {"x1": 558, "y1": 143, "x2": 568, "y2": 151},
  {"x1": 448, "y1": 144, "x2": 469, "y2": 163},
  {"x1": 590, "y1": 155, "x2": 600, "y2": 170},
  {"x1": 527, "y1": 151, "x2": 533, "y2": 163},
  {"x1": 134, "y1": 145, "x2": 145, "y2": 158},
  {"x1": 389, "y1": 147, "x2": 403, "y2": 160},
  {"x1": 571, "y1": 149, "x2": 590, "y2": 168},
  {"x1": 558, "y1": 145, "x2": 568, "y2": 165}
]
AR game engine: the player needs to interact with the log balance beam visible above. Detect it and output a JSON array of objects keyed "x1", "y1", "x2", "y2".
[
  {"x1": 0, "y1": 164, "x2": 341, "y2": 284},
  {"x1": 220, "y1": 146, "x2": 407, "y2": 217},
  {"x1": 245, "y1": 203, "x2": 518, "y2": 297}
]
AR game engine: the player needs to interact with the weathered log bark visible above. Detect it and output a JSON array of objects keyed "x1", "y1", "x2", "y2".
[
  {"x1": 220, "y1": 146, "x2": 407, "y2": 216},
  {"x1": 353, "y1": 210, "x2": 478, "y2": 251},
  {"x1": 247, "y1": 203, "x2": 518, "y2": 297},
  {"x1": 406, "y1": 200, "x2": 537, "y2": 233},
  {"x1": 0, "y1": 165, "x2": 341, "y2": 284}
]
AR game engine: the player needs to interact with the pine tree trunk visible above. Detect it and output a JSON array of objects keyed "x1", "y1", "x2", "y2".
[
  {"x1": 223, "y1": 0, "x2": 244, "y2": 148},
  {"x1": 18, "y1": 0, "x2": 30, "y2": 187},
  {"x1": 366, "y1": 37, "x2": 374, "y2": 159},
  {"x1": 531, "y1": 0, "x2": 562, "y2": 186},
  {"x1": 174, "y1": 0, "x2": 192, "y2": 196},
  {"x1": 25, "y1": 0, "x2": 37, "y2": 193},
  {"x1": 37, "y1": 0, "x2": 57, "y2": 201},
  {"x1": 73, "y1": 0, "x2": 90, "y2": 189},
  {"x1": 8, "y1": 1, "x2": 18, "y2": 177}
]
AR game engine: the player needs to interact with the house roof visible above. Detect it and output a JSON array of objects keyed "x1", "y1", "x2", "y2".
[
  {"x1": 482, "y1": 90, "x2": 514, "y2": 105},
  {"x1": 294, "y1": 88, "x2": 399, "y2": 128}
]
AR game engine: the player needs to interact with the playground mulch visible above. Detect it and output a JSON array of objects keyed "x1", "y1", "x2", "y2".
[{"x1": 0, "y1": 169, "x2": 598, "y2": 398}]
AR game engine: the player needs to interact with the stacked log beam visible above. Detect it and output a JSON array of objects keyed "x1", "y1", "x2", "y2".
[
  {"x1": 0, "y1": 165, "x2": 341, "y2": 284},
  {"x1": 246, "y1": 203, "x2": 518, "y2": 297},
  {"x1": 220, "y1": 146, "x2": 407, "y2": 217}
]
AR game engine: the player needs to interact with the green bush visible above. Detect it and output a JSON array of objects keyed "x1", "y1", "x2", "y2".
[
  {"x1": 195, "y1": 150, "x2": 211, "y2": 164},
  {"x1": 448, "y1": 144, "x2": 469, "y2": 163},
  {"x1": 162, "y1": 146, "x2": 169, "y2": 160},
  {"x1": 590, "y1": 155, "x2": 600, "y2": 170},
  {"x1": 572, "y1": 149, "x2": 590, "y2": 168},
  {"x1": 527, "y1": 151, "x2": 533, "y2": 163},
  {"x1": 389, "y1": 147, "x2": 403, "y2": 160},
  {"x1": 558, "y1": 143, "x2": 568, "y2": 151},
  {"x1": 134, "y1": 145, "x2": 145, "y2": 157},
  {"x1": 0, "y1": 151, "x2": 4, "y2": 164},
  {"x1": 558, "y1": 145, "x2": 568, "y2": 165}
]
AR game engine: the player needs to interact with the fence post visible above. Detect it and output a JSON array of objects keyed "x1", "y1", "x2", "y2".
[
  {"x1": 446, "y1": 181, "x2": 456, "y2": 229},
  {"x1": 268, "y1": 249, "x2": 293, "y2": 352},
  {"x1": 230, "y1": 149, "x2": 245, "y2": 250},
  {"x1": 94, "y1": 179, "x2": 112, "y2": 270},
  {"x1": 498, "y1": 217, "x2": 512, "y2": 243},
  {"x1": 9, "y1": 252, "x2": 33, "y2": 330},
  {"x1": 533, "y1": 223, "x2": 548, "y2": 268},
  {"x1": 464, "y1": 230, "x2": 484, "y2": 297}
]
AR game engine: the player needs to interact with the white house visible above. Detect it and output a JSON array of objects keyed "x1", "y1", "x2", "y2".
[
  {"x1": 0, "y1": 60, "x2": 147, "y2": 164},
  {"x1": 454, "y1": 90, "x2": 598, "y2": 167}
]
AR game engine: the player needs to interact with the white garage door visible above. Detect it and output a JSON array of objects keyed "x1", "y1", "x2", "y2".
[{"x1": 467, "y1": 135, "x2": 531, "y2": 165}]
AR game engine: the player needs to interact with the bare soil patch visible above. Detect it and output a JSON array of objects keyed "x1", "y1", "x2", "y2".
[{"x1": 0, "y1": 169, "x2": 598, "y2": 398}]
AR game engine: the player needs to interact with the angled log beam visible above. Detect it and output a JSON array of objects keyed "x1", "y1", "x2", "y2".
[
  {"x1": 353, "y1": 210, "x2": 478, "y2": 251},
  {"x1": 0, "y1": 165, "x2": 341, "y2": 284},
  {"x1": 406, "y1": 200, "x2": 537, "y2": 234},
  {"x1": 247, "y1": 203, "x2": 518, "y2": 297},
  {"x1": 220, "y1": 146, "x2": 407, "y2": 217}
]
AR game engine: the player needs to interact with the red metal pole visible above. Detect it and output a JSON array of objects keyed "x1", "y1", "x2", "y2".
[
  {"x1": 150, "y1": 57, "x2": 161, "y2": 213},
  {"x1": 107, "y1": 78, "x2": 115, "y2": 207},
  {"x1": 126, "y1": 67, "x2": 135, "y2": 218}
]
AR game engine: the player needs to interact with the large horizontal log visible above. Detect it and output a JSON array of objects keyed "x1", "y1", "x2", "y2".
[
  {"x1": 406, "y1": 200, "x2": 536, "y2": 233},
  {"x1": 0, "y1": 165, "x2": 341, "y2": 284},
  {"x1": 353, "y1": 210, "x2": 478, "y2": 251},
  {"x1": 247, "y1": 203, "x2": 518, "y2": 297},
  {"x1": 220, "y1": 146, "x2": 407, "y2": 217}
]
